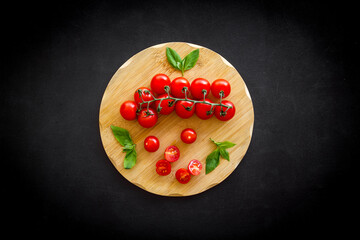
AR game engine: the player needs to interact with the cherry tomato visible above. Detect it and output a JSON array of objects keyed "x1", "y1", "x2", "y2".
[
  {"x1": 120, "y1": 100, "x2": 137, "y2": 120},
  {"x1": 154, "y1": 94, "x2": 175, "y2": 115},
  {"x1": 175, "y1": 99, "x2": 196, "y2": 119},
  {"x1": 170, "y1": 77, "x2": 191, "y2": 98},
  {"x1": 144, "y1": 136, "x2": 160, "y2": 152},
  {"x1": 195, "y1": 98, "x2": 214, "y2": 120},
  {"x1": 190, "y1": 78, "x2": 210, "y2": 100},
  {"x1": 134, "y1": 87, "x2": 155, "y2": 108},
  {"x1": 188, "y1": 159, "x2": 202, "y2": 176},
  {"x1": 214, "y1": 100, "x2": 236, "y2": 121},
  {"x1": 137, "y1": 108, "x2": 158, "y2": 128},
  {"x1": 181, "y1": 128, "x2": 197, "y2": 144},
  {"x1": 156, "y1": 159, "x2": 171, "y2": 176},
  {"x1": 211, "y1": 79, "x2": 231, "y2": 98},
  {"x1": 164, "y1": 145, "x2": 180, "y2": 162},
  {"x1": 151, "y1": 73, "x2": 171, "y2": 95},
  {"x1": 175, "y1": 168, "x2": 191, "y2": 184}
]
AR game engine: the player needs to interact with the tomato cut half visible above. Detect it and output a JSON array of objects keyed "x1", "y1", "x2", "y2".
[
  {"x1": 175, "y1": 168, "x2": 191, "y2": 184},
  {"x1": 188, "y1": 159, "x2": 202, "y2": 176},
  {"x1": 156, "y1": 159, "x2": 171, "y2": 176},
  {"x1": 164, "y1": 145, "x2": 180, "y2": 162}
]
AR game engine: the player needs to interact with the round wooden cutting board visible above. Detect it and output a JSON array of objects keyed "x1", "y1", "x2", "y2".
[{"x1": 99, "y1": 42, "x2": 254, "y2": 196}]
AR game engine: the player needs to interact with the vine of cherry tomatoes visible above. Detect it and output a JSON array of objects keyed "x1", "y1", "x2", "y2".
[{"x1": 120, "y1": 73, "x2": 236, "y2": 128}]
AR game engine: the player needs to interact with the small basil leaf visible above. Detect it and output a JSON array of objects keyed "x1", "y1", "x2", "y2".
[
  {"x1": 124, "y1": 149, "x2": 137, "y2": 169},
  {"x1": 111, "y1": 125, "x2": 133, "y2": 146},
  {"x1": 220, "y1": 148, "x2": 230, "y2": 161},
  {"x1": 206, "y1": 148, "x2": 220, "y2": 174},
  {"x1": 210, "y1": 138, "x2": 220, "y2": 146},
  {"x1": 217, "y1": 141, "x2": 236, "y2": 149},
  {"x1": 183, "y1": 49, "x2": 199, "y2": 71},
  {"x1": 166, "y1": 47, "x2": 182, "y2": 70},
  {"x1": 181, "y1": 59, "x2": 186, "y2": 75},
  {"x1": 176, "y1": 61, "x2": 182, "y2": 70},
  {"x1": 122, "y1": 144, "x2": 135, "y2": 152}
]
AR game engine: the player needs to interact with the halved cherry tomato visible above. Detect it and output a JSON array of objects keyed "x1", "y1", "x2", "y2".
[
  {"x1": 188, "y1": 159, "x2": 202, "y2": 176},
  {"x1": 154, "y1": 93, "x2": 175, "y2": 115},
  {"x1": 151, "y1": 73, "x2": 171, "y2": 95},
  {"x1": 211, "y1": 79, "x2": 231, "y2": 98},
  {"x1": 156, "y1": 159, "x2": 171, "y2": 176},
  {"x1": 164, "y1": 145, "x2": 180, "y2": 162},
  {"x1": 190, "y1": 78, "x2": 210, "y2": 100},
  {"x1": 175, "y1": 168, "x2": 191, "y2": 184},
  {"x1": 181, "y1": 128, "x2": 197, "y2": 144},
  {"x1": 120, "y1": 100, "x2": 137, "y2": 120},
  {"x1": 144, "y1": 136, "x2": 160, "y2": 152},
  {"x1": 214, "y1": 100, "x2": 236, "y2": 121}
]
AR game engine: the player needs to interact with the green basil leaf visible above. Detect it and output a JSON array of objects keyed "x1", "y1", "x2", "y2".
[
  {"x1": 111, "y1": 125, "x2": 137, "y2": 169},
  {"x1": 124, "y1": 149, "x2": 137, "y2": 169},
  {"x1": 183, "y1": 49, "x2": 199, "y2": 71},
  {"x1": 210, "y1": 138, "x2": 235, "y2": 149},
  {"x1": 122, "y1": 144, "x2": 135, "y2": 152},
  {"x1": 217, "y1": 141, "x2": 236, "y2": 149},
  {"x1": 220, "y1": 148, "x2": 230, "y2": 161},
  {"x1": 205, "y1": 148, "x2": 220, "y2": 174},
  {"x1": 166, "y1": 47, "x2": 182, "y2": 70},
  {"x1": 111, "y1": 125, "x2": 133, "y2": 146},
  {"x1": 176, "y1": 61, "x2": 182, "y2": 70},
  {"x1": 181, "y1": 59, "x2": 186, "y2": 75}
]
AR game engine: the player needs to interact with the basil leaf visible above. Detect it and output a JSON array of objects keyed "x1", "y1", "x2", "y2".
[
  {"x1": 210, "y1": 138, "x2": 235, "y2": 149},
  {"x1": 111, "y1": 125, "x2": 133, "y2": 146},
  {"x1": 217, "y1": 141, "x2": 236, "y2": 149},
  {"x1": 166, "y1": 47, "x2": 182, "y2": 70},
  {"x1": 124, "y1": 149, "x2": 137, "y2": 169},
  {"x1": 220, "y1": 148, "x2": 230, "y2": 161},
  {"x1": 111, "y1": 125, "x2": 137, "y2": 169},
  {"x1": 176, "y1": 61, "x2": 182, "y2": 70},
  {"x1": 181, "y1": 59, "x2": 186, "y2": 75},
  {"x1": 122, "y1": 144, "x2": 135, "y2": 152},
  {"x1": 183, "y1": 49, "x2": 199, "y2": 71},
  {"x1": 205, "y1": 148, "x2": 220, "y2": 174}
]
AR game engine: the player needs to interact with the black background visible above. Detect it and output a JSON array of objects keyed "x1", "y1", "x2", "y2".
[{"x1": 2, "y1": 0, "x2": 358, "y2": 239}]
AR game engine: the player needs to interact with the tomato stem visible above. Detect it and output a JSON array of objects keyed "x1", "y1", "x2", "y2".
[{"x1": 136, "y1": 89, "x2": 232, "y2": 111}]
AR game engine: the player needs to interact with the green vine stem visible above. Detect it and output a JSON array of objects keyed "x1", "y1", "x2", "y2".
[{"x1": 136, "y1": 86, "x2": 233, "y2": 117}]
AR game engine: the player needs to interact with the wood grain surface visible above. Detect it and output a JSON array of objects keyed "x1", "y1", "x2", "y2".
[{"x1": 99, "y1": 42, "x2": 254, "y2": 196}]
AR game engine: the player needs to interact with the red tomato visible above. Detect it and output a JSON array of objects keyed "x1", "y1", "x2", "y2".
[
  {"x1": 137, "y1": 108, "x2": 158, "y2": 128},
  {"x1": 120, "y1": 100, "x2": 137, "y2": 120},
  {"x1": 144, "y1": 136, "x2": 160, "y2": 152},
  {"x1": 154, "y1": 94, "x2": 175, "y2": 115},
  {"x1": 164, "y1": 145, "x2": 180, "y2": 162},
  {"x1": 134, "y1": 87, "x2": 155, "y2": 108},
  {"x1": 151, "y1": 74, "x2": 171, "y2": 95},
  {"x1": 175, "y1": 168, "x2": 191, "y2": 184},
  {"x1": 211, "y1": 79, "x2": 231, "y2": 98},
  {"x1": 156, "y1": 159, "x2": 171, "y2": 176},
  {"x1": 188, "y1": 159, "x2": 202, "y2": 176},
  {"x1": 190, "y1": 78, "x2": 210, "y2": 100},
  {"x1": 175, "y1": 99, "x2": 195, "y2": 119},
  {"x1": 214, "y1": 100, "x2": 236, "y2": 121},
  {"x1": 195, "y1": 99, "x2": 214, "y2": 120},
  {"x1": 180, "y1": 128, "x2": 197, "y2": 144},
  {"x1": 170, "y1": 77, "x2": 191, "y2": 98}
]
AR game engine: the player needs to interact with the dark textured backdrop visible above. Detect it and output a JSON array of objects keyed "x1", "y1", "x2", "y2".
[{"x1": 2, "y1": 0, "x2": 358, "y2": 238}]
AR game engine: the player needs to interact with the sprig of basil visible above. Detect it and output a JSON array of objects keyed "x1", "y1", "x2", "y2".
[
  {"x1": 206, "y1": 138, "x2": 236, "y2": 174},
  {"x1": 166, "y1": 47, "x2": 199, "y2": 76},
  {"x1": 111, "y1": 125, "x2": 136, "y2": 169}
]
